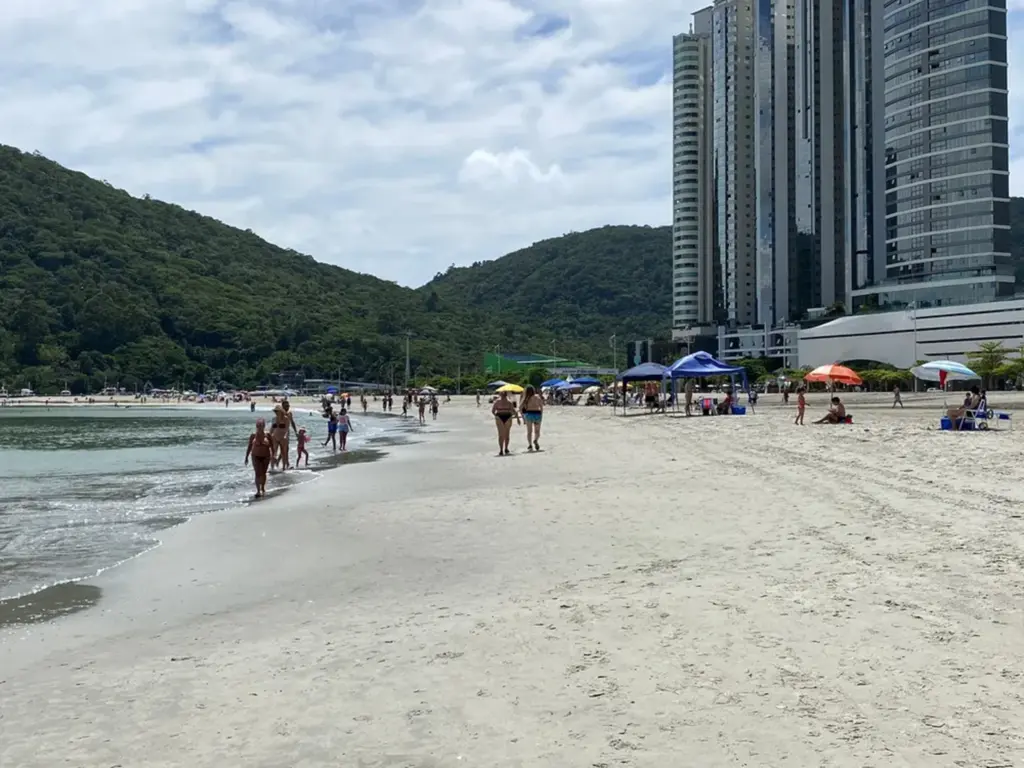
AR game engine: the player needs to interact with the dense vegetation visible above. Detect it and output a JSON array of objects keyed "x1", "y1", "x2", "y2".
[
  {"x1": 0, "y1": 146, "x2": 669, "y2": 393},
  {"x1": 425, "y1": 225, "x2": 671, "y2": 341}
]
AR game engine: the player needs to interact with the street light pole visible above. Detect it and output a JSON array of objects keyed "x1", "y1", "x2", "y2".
[
  {"x1": 610, "y1": 334, "x2": 618, "y2": 372},
  {"x1": 404, "y1": 332, "x2": 412, "y2": 388}
]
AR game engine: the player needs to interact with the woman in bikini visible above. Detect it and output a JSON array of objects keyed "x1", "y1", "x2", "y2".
[
  {"x1": 244, "y1": 417, "x2": 273, "y2": 498},
  {"x1": 271, "y1": 399, "x2": 298, "y2": 469},
  {"x1": 491, "y1": 390, "x2": 520, "y2": 456},
  {"x1": 520, "y1": 385, "x2": 544, "y2": 451}
]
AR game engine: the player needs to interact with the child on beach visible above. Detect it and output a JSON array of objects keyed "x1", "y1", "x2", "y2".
[
  {"x1": 795, "y1": 386, "x2": 806, "y2": 425},
  {"x1": 337, "y1": 408, "x2": 353, "y2": 450},
  {"x1": 296, "y1": 427, "x2": 310, "y2": 467},
  {"x1": 402, "y1": 399, "x2": 408, "y2": 418},
  {"x1": 323, "y1": 412, "x2": 338, "y2": 451}
]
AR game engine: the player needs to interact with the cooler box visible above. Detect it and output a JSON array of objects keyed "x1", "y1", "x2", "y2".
[
  {"x1": 940, "y1": 416, "x2": 952, "y2": 430},
  {"x1": 731, "y1": 406, "x2": 746, "y2": 415}
]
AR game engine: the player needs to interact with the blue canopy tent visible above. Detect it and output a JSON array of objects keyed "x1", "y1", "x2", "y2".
[
  {"x1": 614, "y1": 362, "x2": 669, "y2": 415},
  {"x1": 569, "y1": 376, "x2": 601, "y2": 388},
  {"x1": 541, "y1": 378, "x2": 567, "y2": 389},
  {"x1": 666, "y1": 352, "x2": 749, "y2": 414}
]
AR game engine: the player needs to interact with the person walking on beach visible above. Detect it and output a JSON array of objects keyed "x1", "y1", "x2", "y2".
[
  {"x1": 795, "y1": 386, "x2": 806, "y2": 425},
  {"x1": 417, "y1": 398, "x2": 427, "y2": 425},
  {"x1": 296, "y1": 427, "x2": 310, "y2": 467},
  {"x1": 361, "y1": 395, "x2": 368, "y2": 414},
  {"x1": 323, "y1": 411, "x2": 338, "y2": 450},
  {"x1": 892, "y1": 384, "x2": 903, "y2": 408},
  {"x1": 521, "y1": 385, "x2": 544, "y2": 451},
  {"x1": 476, "y1": 391, "x2": 481, "y2": 407},
  {"x1": 271, "y1": 399, "x2": 299, "y2": 469},
  {"x1": 430, "y1": 396, "x2": 439, "y2": 421},
  {"x1": 491, "y1": 390, "x2": 520, "y2": 456},
  {"x1": 245, "y1": 417, "x2": 273, "y2": 498},
  {"x1": 337, "y1": 407, "x2": 353, "y2": 450}
]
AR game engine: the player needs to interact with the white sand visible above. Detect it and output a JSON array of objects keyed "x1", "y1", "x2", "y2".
[{"x1": 4, "y1": 393, "x2": 1024, "y2": 766}]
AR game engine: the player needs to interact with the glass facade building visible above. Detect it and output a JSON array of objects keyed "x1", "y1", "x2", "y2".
[
  {"x1": 754, "y1": 0, "x2": 796, "y2": 326},
  {"x1": 672, "y1": 27, "x2": 716, "y2": 330},
  {"x1": 712, "y1": 0, "x2": 758, "y2": 325},
  {"x1": 854, "y1": 0, "x2": 1012, "y2": 310}
]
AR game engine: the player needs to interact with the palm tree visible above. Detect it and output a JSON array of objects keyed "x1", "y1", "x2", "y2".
[{"x1": 966, "y1": 341, "x2": 1009, "y2": 388}]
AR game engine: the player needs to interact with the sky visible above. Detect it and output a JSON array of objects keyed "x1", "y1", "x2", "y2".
[{"x1": 0, "y1": 1, "x2": 1021, "y2": 287}]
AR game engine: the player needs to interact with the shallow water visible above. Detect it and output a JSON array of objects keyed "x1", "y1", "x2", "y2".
[{"x1": 0, "y1": 404, "x2": 409, "y2": 607}]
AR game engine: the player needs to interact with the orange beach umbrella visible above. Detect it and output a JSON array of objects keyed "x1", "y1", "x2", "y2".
[{"x1": 804, "y1": 364, "x2": 862, "y2": 386}]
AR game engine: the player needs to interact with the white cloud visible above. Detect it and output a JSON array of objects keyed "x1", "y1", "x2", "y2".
[{"x1": 0, "y1": 2, "x2": 1020, "y2": 286}]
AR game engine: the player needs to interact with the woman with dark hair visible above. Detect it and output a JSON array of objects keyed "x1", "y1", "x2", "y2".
[
  {"x1": 491, "y1": 390, "x2": 520, "y2": 456},
  {"x1": 520, "y1": 385, "x2": 544, "y2": 451},
  {"x1": 245, "y1": 417, "x2": 273, "y2": 498}
]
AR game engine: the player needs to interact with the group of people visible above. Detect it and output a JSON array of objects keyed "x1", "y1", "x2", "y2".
[
  {"x1": 490, "y1": 386, "x2": 544, "y2": 456},
  {"x1": 244, "y1": 399, "x2": 312, "y2": 498}
]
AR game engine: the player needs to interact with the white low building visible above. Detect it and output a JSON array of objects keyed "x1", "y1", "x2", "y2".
[{"x1": 799, "y1": 300, "x2": 1024, "y2": 369}]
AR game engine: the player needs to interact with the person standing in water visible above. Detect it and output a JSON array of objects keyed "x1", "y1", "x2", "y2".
[
  {"x1": 296, "y1": 427, "x2": 310, "y2": 467},
  {"x1": 323, "y1": 411, "x2": 338, "y2": 450},
  {"x1": 491, "y1": 390, "x2": 520, "y2": 456},
  {"x1": 520, "y1": 385, "x2": 544, "y2": 451},
  {"x1": 337, "y1": 407, "x2": 354, "y2": 450},
  {"x1": 271, "y1": 399, "x2": 299, "y2": 469},
  {"x1": 245, "y1": 417, "x2": 273, "y2": 498},
  {"x1": 417, "y1": 398, "x2": 427, "y2": 425},
  {"x1": 430, "y1": 396, "x2": 439, "y2": 421}
]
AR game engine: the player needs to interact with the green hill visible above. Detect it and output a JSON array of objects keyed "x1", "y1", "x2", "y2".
[
  {"x1": 0, "y1": 146, "x2": 669, "y2": 393},
  {"x1": 423, "y1": 225, "x2": 671, "y2": 341}
]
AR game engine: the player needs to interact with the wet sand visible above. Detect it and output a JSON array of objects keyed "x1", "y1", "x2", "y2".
[{"x1": 3, "y1": 394, "x2": 1024, "y2": 766}]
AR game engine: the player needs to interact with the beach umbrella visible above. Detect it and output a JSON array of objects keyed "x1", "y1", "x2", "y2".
[
  {"x1": 804, "y1": 364, "x2": 862, "y2": 386},
  {"x1": 487, "y1": 380, "x2": 507, "y2": 389},
  {"x1": 910, "y1": 360, "x2": 979, "y2": 389},
  {"x1": 496, "y1": 383, "x2": 524, "y2": 394}
]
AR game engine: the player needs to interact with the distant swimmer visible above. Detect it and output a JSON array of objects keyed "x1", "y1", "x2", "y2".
[
  {"x1": 271, "y1": 399, "x2": 299, "y2": 469},
  {"x1": 520, "y1": 385, "x2": 544, "y2": 451},
  {"x1": 337, "y1": 407, "x2": 353, "y2": 450},
  {"x1": 491, "y1": 390, "x2": 520, "y2": 456},
  {"x1": 245, "y1": 417, "x2": 273, "y2": 498}
]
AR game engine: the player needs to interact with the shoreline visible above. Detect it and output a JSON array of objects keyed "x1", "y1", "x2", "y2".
[
  {"x1": 4, "y1": 400, "x2": 1024, "y2": 765},
  {"x1": 0, "y1": 410, "x2": 421, "y2": 626}
]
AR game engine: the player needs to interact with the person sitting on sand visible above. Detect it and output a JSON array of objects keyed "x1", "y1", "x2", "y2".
[
  {"x1": 947, "y1": 386, "x2": 981, "y2": 430},
  {"x1": 716, "y1": 390, "x2": 733, "y2": 415},
  {"x1": 491, "y1": 390, "x2": 520, "y2": 456},
  {"x1": 244, "y1": 418, "x2": 273, "y2": 498},
  {"x1": 814, "y1": 396, "x2": 847, "y2": 424}
]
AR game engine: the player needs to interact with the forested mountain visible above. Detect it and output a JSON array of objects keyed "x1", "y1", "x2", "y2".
[
  {"x1": 0, "y1": 146, "x2": 669, "y2": 392},
  {"x1": 424, "y1": 225, "x2": 671, "y2": 341}
]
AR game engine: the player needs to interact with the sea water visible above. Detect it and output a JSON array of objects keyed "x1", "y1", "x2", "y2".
[{"x1": 0, "y1": 403, "x2": 407, "y2": 602}]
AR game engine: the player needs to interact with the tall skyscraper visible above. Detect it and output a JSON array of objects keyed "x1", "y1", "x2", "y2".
[
  {"x1": 793, "y1": 0, "x2": 848, "y2": 316},
  {"x1": 843, "y1": 0, "x2": 886, "y2": 306},
  {"x1": 754, "y1": 0, "x2": 796, "y2": 326},
  {"x1": 853, "y1": 0, "x2": 1012, "y2": 309},
  {"x1": 711, "y1": 0, "x2": 758, "y2": 325},
  {"x1": 671, "y1": 19, "x2": 715, "y2": 330}
]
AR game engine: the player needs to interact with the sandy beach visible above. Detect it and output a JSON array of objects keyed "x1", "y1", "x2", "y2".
[{"x1": 3, "y1": 392, "x2": 1024, "y2": 766}]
